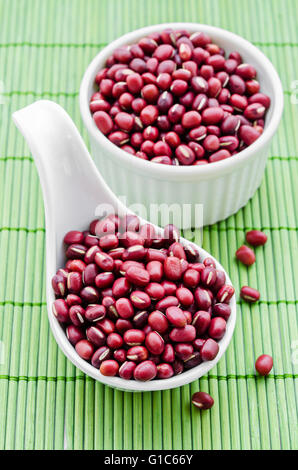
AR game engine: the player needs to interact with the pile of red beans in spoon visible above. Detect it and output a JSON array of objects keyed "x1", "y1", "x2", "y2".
[
  {"x1": 90, "y1": 28, "x2": 270, "y2": 165},
  {"x1": 52, "y1": 215, "x2": 235, "y2": 381}
]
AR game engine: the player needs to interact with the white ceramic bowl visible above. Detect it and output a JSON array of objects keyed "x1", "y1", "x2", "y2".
[{"x1": 80, "y1": 23, "x2": 283, "y2": 227}]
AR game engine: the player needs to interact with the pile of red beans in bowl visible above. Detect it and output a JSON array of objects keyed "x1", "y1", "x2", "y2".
[
  {"x1": 52, "y1": 214, "x2": 235, "y2": 381},
  {"x1": 90, "y1": 28, "x2": 270, "y2": 165}
]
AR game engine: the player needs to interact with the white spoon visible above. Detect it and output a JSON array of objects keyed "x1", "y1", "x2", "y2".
[{"x1": 13, "y1": 100, "x2": 236, "y2": 392}]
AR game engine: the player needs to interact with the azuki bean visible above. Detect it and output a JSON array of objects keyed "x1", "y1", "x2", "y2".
[
  {"x1": 255, "y1": 354, "x2": 273, "y2": 376},
  {"x1": 75, "y1": 340, "x2": 94, "y2": 360},
  {"x1": 192, "y1": 391, "x2": 214, "y2": 409}
]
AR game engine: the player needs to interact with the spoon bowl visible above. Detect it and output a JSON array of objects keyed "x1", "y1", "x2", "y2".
[{"x1": 13, "y1": 100, "x2": 236, "y2": 391}]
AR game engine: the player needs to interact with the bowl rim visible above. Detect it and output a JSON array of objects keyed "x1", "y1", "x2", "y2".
[
  {"x1": 48, "y1": 238, "x2": 236, "y2": 392},
  {"x1": 80, "y1": 22, "x2": 284, "y2": 180}
]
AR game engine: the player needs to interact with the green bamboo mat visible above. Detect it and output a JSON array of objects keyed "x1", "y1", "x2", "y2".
[{"x1": 0, "y1": 0, "x2": 297, "y2": 450}]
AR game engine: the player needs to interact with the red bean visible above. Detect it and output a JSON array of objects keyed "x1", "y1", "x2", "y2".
[
  {"x1": 163, "y1": 256, "x2": 183, "y2": 281},
  {"x1": 175, "y1": 343, "x2": 194, "y2": 361},
  {"x1": 202, "y1": 134, "x2": 219, "y2": 152},
  {"x1": 244, "y1": 103, "x2": 266, "y2": 121},
  {"x1": 229, "y1": 93, "x2": 248, "y2": 111},
  {"x1": 134, "y1": 360, "x2": 157, "y2": 381},
  {"x1": 145, "y1": 282, "x2": 165, "y2": 300},
  {"x1": 167, "y1": 104, "x2": 185, "y2": 124},
  {"x1": 64, "y1": 230, "x2": 84, "y2": 245},
  {"x1": 166, "y1": 306, "x2": 187, "y2": 327},
  {"x1": 119, "y1": 361, "x2": 137, "y2": 379},
  {"x1": 132, "y1": 310, "x2": 148, "y2": 328},
  {"x1": 157, "y1": 363, "x2": 174, "y2": 379},
  {"x1": 94, "y1": 251, "x2": 114, "y2": 272},
  {"x1": 106, "y1": 332, "x2": 123, "y2": 349},
  {"x1": 121, "y1": 231, "x2": 144, "y2": 248},
  {"x1": 157, "y1": 73, "x2": 172, "y2": 91},
  {"x1": 192, "y1": 310, "x2": 211, "y2": 335},
  {"x1": 66, "y1": 294, "x2": 82, "y2": 307},
  {"x1": 216, "y1": 285, "x2": 235, "y2": 303},
  {"x1": 86, "y1": 326, "x2": 106, "y2": 347},
  {"x1": 142, "y1": 72, "x2": 157, "y2": 85},
  {"x1": 140, "y1": 105, "x2": 158, "y2": 125},
  {"x1": 84, "y1": 246, "x2": 100, "y2": 264},
  {"x1": 229, "y1": 74, "x2": 246, "y2": 94},
  {"x1": 219, "y1": 135, "x2": 239, "y2": 152},
  {"x1": 142, "y1": 84, "x2": 159, "y2": 103},
  {"x1": 143, "y1": 125, "x2": 159, "y2": 141},
  {"x1": 200, "y1": 266, "x2": 217, "y2": 287},
  {"x1": 170, "y1": 79, "x2": 188, "y2": 96},
  {"x1": 100, "y1": 359, "x2": 119, "y2": 376},
  {"x1": 96, "y1": 317, "x2": 115, "y2": 335},
  {"x1": 240, "y1": 286, "x2": 260, "y2": 303},
  {"x1": 192, "y1": 391, "x2": 214, "y2": 409},
  {"x1": 236, "y1": 63, "x2": 256, "y2": 79},
  {"x1": 125, "y1": 73, "x2": 143, "y2": 94},
  {"x1": 127, "y1": 345, "x2": 148, "y2": 362},
  {"x1": 66, "y1": 325, "x2": 85, "y2": 345},
  {"x1": 160, "y1": 281, "x2": 177, "y2": 296},
  {"x1": 191, "y1": 76, "x2": 208, "y2": 93},
  {"x1": 123, "y1": 329, "x2": 145, "y2": 346},
  {"x1": 200, "y1": 338, "x2": 219, "y2": 361},
  {"x1": 236, "y1": 245, "x2": 256, "y2": 265},
  {"x1": 95, "y1": 272, "x2": 114, "y2": 289},
  {"x1": 125, "y1": 265, "x2": 150, "y2": 286},
  {"x1": 168, "y1": 242, "x2": 186, "y2": 259},
  {"x1": 246, "y1": 230, "x2": 268, "y2": 246},
  {"x1": 184, "y1": 351, "x2": 201, "y2": 369},
  {"x1": 255, "y1": 354, "x2": 273, "y2": 376},
  {"x1": 181, "y1": 111, "x2": 202, "y2": 129},
  {"x1": 153, "y1": 44, "x2": 174, "y2": 61},
  {"x1": 161, "y1": 343, "x2": 175, "y2": 363},
  {"x1": 100, "y1": 79, "x2": 114, "y2": 97},
  {"x1": 207, "y1": 77, "x2": 222, "y2": 97},
  {"x1": 115, "y1": 112, "x2": 134, "y2": 132},
  {"x1": 195, "y1": 287, "x2": 212, "y2": 310},
  {"x1": 193, "y1": 338, "x2": 205, "y2": 351},
  {"x1": 213, "y1": 303, "x2": 231, "y2": 320},
  {"x1": 85, "y1": 305, "x2": 106, "y2": 322},
  {"x1": 145, "y1": 331, "x2": 165, "y2": 355},
  {"x1": 75, "y1": 340, "x2": 94, "y2": 360},
  {"x1": 176, "y1": 287, "x2": 194, "y2": 306},
  {"x1": 201, "y1": 107, "x2": 224, "y2": 125},
  {"x1": 148, "y1": 310, "x2": 169, "y2": 333},
  {"x1": 209, "y1": 149, "x2": 231, "y2": 163},
  {"x1": 175, "y1": 144, "x2": 195, "y2": 165},
  {"x1": 66, "y1": 244, "x2": 87, "y2": 260},
  {"x1": 130, "y1": 290, "x2": 151, "y2": 309},
  {"x1": 52, "y1": 274, "x2": 66, "y2": 296},
  {"x1": 169, "y1": 325, "x2": 196, "y2": 342},
  {"x1": 146, "y1": 260, "x2": 163, "y2": 282},
  {"x1": 52, "y1": 299, "x2": 69, "y2": 323},
  {"x1": 238, "y1": 125, "x2": 261, "y2": 145},
  {"x1": 99, "y1": 234, "x2": 118, "y2": 251},
  {"x1": 183, "y1": 268, "x2": 200, "y2": 288},
  {"x1": 248, "y1": 93, "x2": 270, "y2": 109},
  {"x1": 112, "y1": 348, "x2": 125, "y2": 363},
  {"x1": 208, "y1": 317, "x2": 226, "y2": 340},
  {"x1": 69, "y1": 305, "x2": 85, "y2": 326},
  {"x1": 111, "y1": 277, "x2": 130, "y2": 299},
  {"x1": 115, "y1": 298, "x2": 134, "y2": 319}
]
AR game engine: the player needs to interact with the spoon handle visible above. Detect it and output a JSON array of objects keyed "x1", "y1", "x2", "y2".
[
  {"x1": 13, "y1": 100, "x2": 126, "y2": 266},
  {"x1": 13, "y1": 100, "x2": 126, "y2": 217}
]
